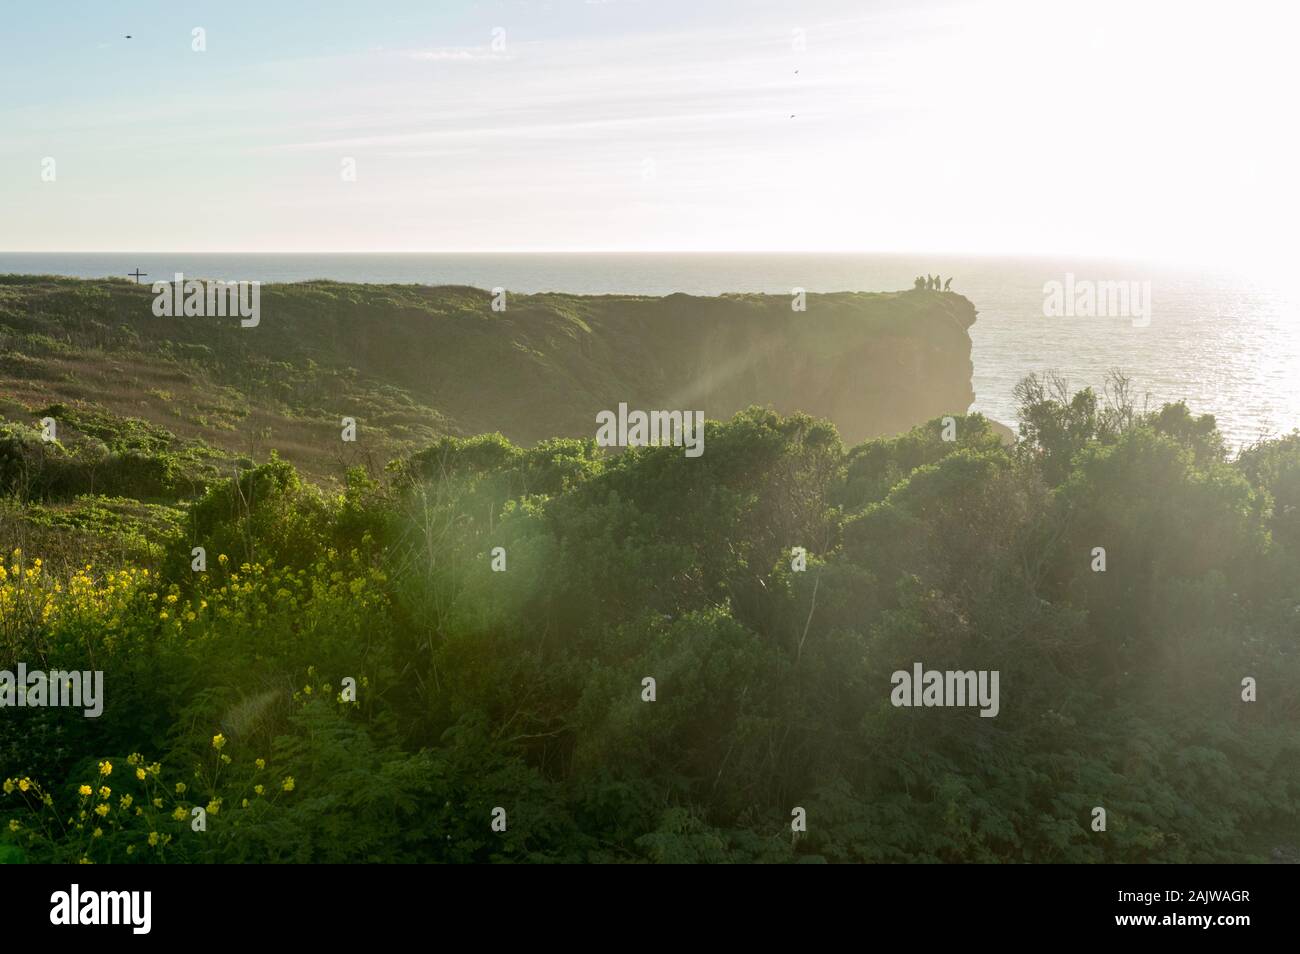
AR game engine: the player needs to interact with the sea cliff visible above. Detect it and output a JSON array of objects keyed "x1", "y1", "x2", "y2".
[{"x1": 0, "y1": 277, "x2": 977, "y2": 476}]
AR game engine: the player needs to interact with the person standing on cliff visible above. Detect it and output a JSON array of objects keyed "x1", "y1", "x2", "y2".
[{"x1": 943, "y1": 277, "x2": 952, "y2": 292}]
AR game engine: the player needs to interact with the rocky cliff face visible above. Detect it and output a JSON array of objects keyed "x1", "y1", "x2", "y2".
[
  {"x1": 657, "y1": 290, "x2": 977, "y2": 445},
  {"x1": 496, "y1": 288, "x2": 977, "y2": 446}
]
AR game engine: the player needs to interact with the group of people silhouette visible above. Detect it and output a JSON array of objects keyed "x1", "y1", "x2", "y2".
[{"x1": 914, "y1": 274, "x2": 952, "y2": 291}]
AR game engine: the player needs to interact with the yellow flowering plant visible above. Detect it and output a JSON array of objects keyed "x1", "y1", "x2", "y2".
[{"x1": 1, "y1": 727, "x2": 298, "y2": 864}]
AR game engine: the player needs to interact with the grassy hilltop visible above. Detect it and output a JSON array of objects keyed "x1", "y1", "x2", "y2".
[
  {"x1": 0, "y1": 276, "x2": 976, "y2": 479},
  {"x1": 1, "y1": 276, "x2": 1298, "y2": 864}
]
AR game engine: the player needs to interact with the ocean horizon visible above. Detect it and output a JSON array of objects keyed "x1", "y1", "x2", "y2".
[{"x1": 3, "y1": 251, "x2": 1296, "y2": 450}]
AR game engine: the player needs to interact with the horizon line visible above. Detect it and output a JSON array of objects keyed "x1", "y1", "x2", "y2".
[{"x1": 0, "y1": 248, "x2": 1215, "y2": 267}]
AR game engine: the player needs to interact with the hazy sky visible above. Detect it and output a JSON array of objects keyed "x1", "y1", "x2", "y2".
[{"x1": 2, "y1": 0, "x2": 1296, "y2": 263}]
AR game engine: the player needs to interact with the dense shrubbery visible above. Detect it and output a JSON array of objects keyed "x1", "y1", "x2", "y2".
[
  {"x1": 2, "y1": 382, "x2": 1298, "y2": 862},
  {"x1": 0, "y1": 406, "x2": 218, "y2": 503}
]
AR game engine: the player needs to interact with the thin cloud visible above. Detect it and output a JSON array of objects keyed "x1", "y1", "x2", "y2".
[{"x1": 405, "y1": 46, "x2": 513, "y2": 62}]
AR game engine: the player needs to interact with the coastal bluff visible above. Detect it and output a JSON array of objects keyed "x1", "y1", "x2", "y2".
[{"x1": 0, "y1": 277, "x2": 977, "y2": 476}]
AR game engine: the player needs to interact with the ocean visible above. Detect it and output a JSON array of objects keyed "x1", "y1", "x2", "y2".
[{"x1": 2, "y1": 251, "x2": 1296, "y2": 451}]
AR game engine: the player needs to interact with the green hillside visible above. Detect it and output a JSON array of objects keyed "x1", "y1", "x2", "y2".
[{"x1": 0, "y1": 276, "x2": 976, "y2": 481}]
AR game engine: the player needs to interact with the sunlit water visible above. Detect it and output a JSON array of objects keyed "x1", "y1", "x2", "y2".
[{"x1": 4, "y1": 252, "x2": 1297, "y2": 451}]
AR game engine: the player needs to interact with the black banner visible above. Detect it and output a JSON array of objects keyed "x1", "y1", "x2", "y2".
[{"x1": 2, "y1": 863, "x2": 1287, "y2": 940}]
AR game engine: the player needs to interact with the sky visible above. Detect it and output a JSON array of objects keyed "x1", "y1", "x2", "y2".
[{"x1": 1, "y1": 0, "x2": 1297, "y2": 264}]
